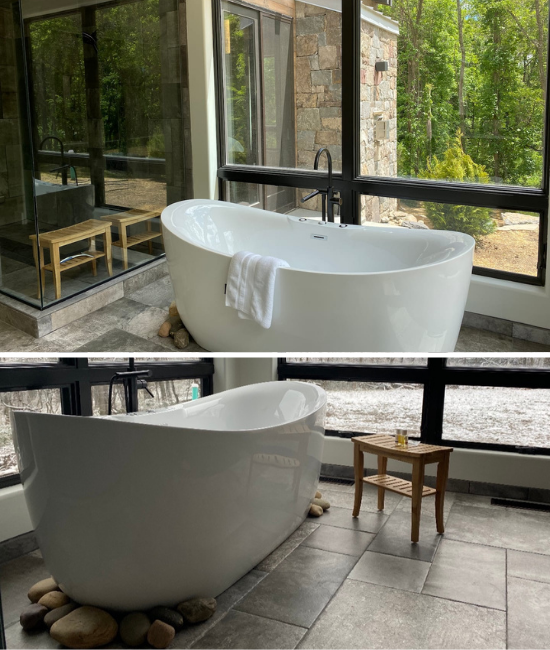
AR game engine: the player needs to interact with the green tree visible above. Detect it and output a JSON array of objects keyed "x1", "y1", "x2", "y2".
[{"x1": 421, "y1": 131, "x2": 496, "y2": 240}]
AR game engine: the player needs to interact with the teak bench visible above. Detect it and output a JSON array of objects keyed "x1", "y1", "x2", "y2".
[
  {"x1": 30, "y1": 220, "x2": 112, "y2": 300},
  {"x1": 352, "y1": 434, "x2": 453, "y2": 543},
  {"x1": 100, "y1": 208, "x2": 164, "y2": 270}
]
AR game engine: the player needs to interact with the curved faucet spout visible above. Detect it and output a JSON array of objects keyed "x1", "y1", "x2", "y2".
[{"x1": 314, "y1": 146, "x2": 333, "y2": 187}]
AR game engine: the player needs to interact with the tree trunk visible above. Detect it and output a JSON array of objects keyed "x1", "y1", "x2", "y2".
[{"x1": 456, "y1": 0, "x2": 466, "y2": 144}]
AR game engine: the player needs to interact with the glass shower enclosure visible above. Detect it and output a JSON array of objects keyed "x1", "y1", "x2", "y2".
[{"x1": 0, "y1": 0, "x2": 191, "y2": 308}]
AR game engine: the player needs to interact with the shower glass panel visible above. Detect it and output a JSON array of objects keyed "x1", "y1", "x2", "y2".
[{"x1": 0, "y1": 0, "x2": 191, "y2": 309}]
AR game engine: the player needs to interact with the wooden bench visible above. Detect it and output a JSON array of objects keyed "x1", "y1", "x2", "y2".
[
  {"x1": 100, "y1": 208, "x2": 164, "y2": 270},
  {"x1": 30, "y1": 220, "x2": 112, "y2": 300},
  {"x1": 352, "y1": 434, "x2": 453, "y2": 543}
]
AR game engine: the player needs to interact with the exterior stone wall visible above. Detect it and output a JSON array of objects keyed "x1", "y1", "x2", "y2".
[
  {"x1": 295, "y1": 1, "x2": 341, "y2": 213},
  {"x1": 0, "y1": 5, "x2": 25, "y2": 227},
  {"x1": 359, "y1": 14, "x2": 397, "y2": 222},
  {"x1": 294, "y1": 2, "x2": 397, "y2": 222}
]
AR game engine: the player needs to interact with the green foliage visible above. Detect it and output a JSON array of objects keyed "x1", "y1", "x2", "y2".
[
  {"x1": 421, "y1": 132, "x2": 496, "y2": 240},
  {"x1": 29, "y1": 0, "x2": 163, "y2": 158},
  {"x1": 381, "y1": 0, "x2": 548, "y2": 188}
]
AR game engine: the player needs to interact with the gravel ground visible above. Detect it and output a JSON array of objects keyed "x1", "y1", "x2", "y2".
[{"x1": 310, "y1": 382, "x2": 550, "y2": 448}]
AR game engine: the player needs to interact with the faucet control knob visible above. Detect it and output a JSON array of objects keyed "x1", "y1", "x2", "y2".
[{"x1": 331, "y1": 192, "x2": 343, "y2": 206}]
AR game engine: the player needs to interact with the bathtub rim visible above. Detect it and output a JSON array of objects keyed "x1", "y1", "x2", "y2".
[
  {"x1": 161, "y1": 199, "x2": 476, "y2": 278},
  {"x1": 11, "y1": 380, "x2": 327, "y2": 435}
]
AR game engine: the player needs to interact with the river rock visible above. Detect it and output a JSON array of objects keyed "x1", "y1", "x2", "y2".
[
  {"x1": 173, "y1": 327, "x2": 190, "y2": 349},
  {"x1": 309, "y1": 504, "x2": 323, "y2": 517},
  {"x1": 120, "y1": 612, "x2": 151, "y2": 647},
  {"x1": 315, "y1": 490, "x2": 322, "y2": 499},
  {"x1": 38, "y1": 590, "x2": 70, "y2": 610},
  {"x1": 158, "y1": 316, "x2": 182, "y2": 337},
  {"x1": 20, "y1": 603, "x2": 48, "y2": 630},
  {"x1": 148, "y1": 606, "x2": 184, "y2": 631},
  {"x1": 147, "y1": 620, "x2": 175, "y2": 649},
  {"x1": 44, "y1": 603, "x2": 78, "y2": 629},
  {"x1": 50, "y1": 606, "x2": 118, "y2": 649},
  {"x1": 169, "y1": 301, "x2": 179, "y2": 317},
  {"x1": 312, "y1": 497, "x2": 330, "y2": 510},
  {"x1": 177, "y1": 597, "x2": 217, "y2": 624},
  {"x1": 28, "y1": 577, "x2": 59, "y2": 603}
]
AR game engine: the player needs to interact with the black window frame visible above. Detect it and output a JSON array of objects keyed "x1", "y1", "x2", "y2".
[
  {"x1": 213, "y1": 0, "x2": 550, "y2": 287},
  {"x1": 0, "y1": 357, "x2": 215, "y2": 490},
  {"x1": 278, "y1": 357, "x2": 550, "y2": 456}
]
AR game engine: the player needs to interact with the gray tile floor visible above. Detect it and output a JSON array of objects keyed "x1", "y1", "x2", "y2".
[
  {"x1": 0, "y1": 269, "x2": 549, "y2": 352},
  {"x1": 1, "y1": 276, "x2": 550, "y2": 352},
  {"x1": 2, "y1": 480, "x2": 550, "y2": 649}
]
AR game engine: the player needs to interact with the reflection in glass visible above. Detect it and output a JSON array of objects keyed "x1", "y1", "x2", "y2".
[
  {"x1": 0, "y1": 388, "x2": 62, "y2": 478},
  {"x1": 0, "y1": 0, "x2": 192, "y2": 308}
]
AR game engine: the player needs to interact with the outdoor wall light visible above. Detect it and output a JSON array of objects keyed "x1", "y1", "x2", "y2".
[{"x1": 375, "y1": 61, "x2": 389, "y2": 72}]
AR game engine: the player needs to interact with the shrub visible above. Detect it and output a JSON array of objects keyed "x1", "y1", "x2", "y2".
[{"x1": 421, "y1": 131, "x2": 496, "y2": 241}]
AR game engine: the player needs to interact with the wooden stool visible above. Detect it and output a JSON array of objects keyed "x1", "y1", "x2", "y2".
[
  {"x1": 100, "y1": 207, "x2": 164, "y2": 270},
  {"x1": 352, "y1": 434, "x2": 453, "y2": 543},
  {"x1": 30, "y1": 220, "x2": 113, "y2": 300}
]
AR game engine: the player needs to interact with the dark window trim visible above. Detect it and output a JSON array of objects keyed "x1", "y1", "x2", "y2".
[
  {"x1": 0, "y1": 357, "x2": 215, "y2": 490},
  {"x1": 277, "y1": 358, "x2": 550, "y2": 456},
  {"x1": 213, "y1": 0, "x2": 550, "y2": 287}
]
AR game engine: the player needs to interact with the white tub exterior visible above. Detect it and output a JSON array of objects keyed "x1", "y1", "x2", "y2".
[
  {"x1": 11, "y1": 381, "x2": 326, "y2": 611},
  {"x1": 162, "y1": 199, "x2": 475, "y2": 352}
]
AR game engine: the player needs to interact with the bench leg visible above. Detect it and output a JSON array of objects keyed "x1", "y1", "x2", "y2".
[
  {"x1": 352, "y1": 444, "x2": 364, "y2": 517},
  {"x1": 377, "y1": 455, "x2": 387, "y2": 510},
  {"x1": 103, "y1": 229, "x2": 113, "y2": 276},
  {"x1": 88, "y1": 238, "x2": 97, "y2": 276},
  {"x1": 435, "y1": 454, "x2": 450, "y2": 534},
  {"x1": 411, "y1": 459, "x2": 425, "y2": 543},
  {"x1": 119, "y1": 225, "x2": 128, "y2": 270},
  {"x1": 51, "y1": 244, "x2": 62, "y2": 300},
  {"x1": 147, "y1": 220, "x2": 153, "y2": 255}
]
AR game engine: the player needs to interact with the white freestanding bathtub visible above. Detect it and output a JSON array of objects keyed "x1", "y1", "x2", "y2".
[
  {"x1": 162, "y1": 199, "x2": 475, "y2": 352},
  {"x1": 11, "y1": 381, "x2": 326, "y2": 611}
]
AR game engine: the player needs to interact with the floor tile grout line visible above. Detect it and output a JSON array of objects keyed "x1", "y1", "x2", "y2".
[
  {"x1": 444, "y1": 533, "x2": 550, "y2": 556},
  {"x1": 188, "y1": 572, "x2": 270, "y2": 649},
  {"x1": 346, "y1": 577, "x2": 507, "y2": 614}
]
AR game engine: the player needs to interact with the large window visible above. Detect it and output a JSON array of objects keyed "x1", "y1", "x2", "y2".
[
  {"x1": 279, "y1": 357, "x2": 550, "y2": 453},
  {"x1": 0, "y1": 357, "x2": 214, "y2": 487},
  {"x1": 215, "y1": 0, "x2": 550, "y2": 286}
]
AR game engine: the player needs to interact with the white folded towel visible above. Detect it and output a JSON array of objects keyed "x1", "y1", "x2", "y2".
[{"x1": 225, "y1": 250, "x2": 290, "y2": 329}]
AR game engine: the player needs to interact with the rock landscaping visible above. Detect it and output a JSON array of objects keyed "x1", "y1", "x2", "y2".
[
  {"x1": 20, "y1": 577, "x2": 217, "y2": 649},
  {"x1": 308, "y1": 489, "x2": 331, "y2": 517},
  {"x1": 157, "y1": 301, "x2": 194, "y2": 350}
]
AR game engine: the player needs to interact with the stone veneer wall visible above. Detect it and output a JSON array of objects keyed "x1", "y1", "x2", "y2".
[
  {"x1": 0, "y1": 4, "x2": 25, "y2": 227},
  {"x1": 294, "y1": 1, "x2": 397, "y2": 222},
  {"x1": 359, "y1": 13, "x2": 397, "y2": 222}
]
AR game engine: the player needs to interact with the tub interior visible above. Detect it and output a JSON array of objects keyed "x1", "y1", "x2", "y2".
[
  {"x1": 165, "y1": 201, "x2": 474, "y2": 274},
  {"x1": 107, "y1": 382, "x2": 325, "y2": 431}
]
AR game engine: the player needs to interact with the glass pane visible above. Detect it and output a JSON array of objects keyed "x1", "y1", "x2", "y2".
[
  {"x1": 18, "y1": 0, "x2": 192, "y2": 305},
  {"x1": 295, "y1": 379, "x2": 423, "y2": 433},
  {"x1": 287, "y1": 357, "x2": 427, "y2": 365},
  {"x1": 225, "y1": 181, "x2": 342, "y2": 220},
  {"x1": 92, "y1": 378, "x2": 200, "y2": 415},
  {"x1": 447, "y1": 357, "x2": 550, "y2": 368},
  {"x1": 0, "y1": 0, "x2": 41, "y2": 307},
  {"x1": 222, "y1": 0, "x2": 342, "y2": 171},
  {"x1": 365, "y1": 1, "x2": 547, "y2": 188},
  {"x1": 359, "y1": 194, "x2": 540, "y2": 278},
  {"x1": 443, "y1": 386, "x2": 550, "y2": 447},
  {"x1": 0, "y1": 388, "x2": 62, "y2": 478}
]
